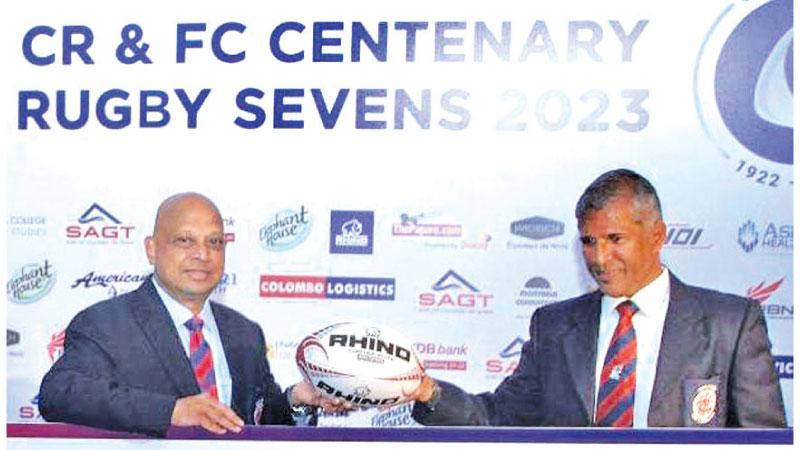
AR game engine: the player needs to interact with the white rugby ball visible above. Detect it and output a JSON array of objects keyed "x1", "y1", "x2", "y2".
[{"x1": 296, "y1": 322, "x2": 424, "y2": 408}]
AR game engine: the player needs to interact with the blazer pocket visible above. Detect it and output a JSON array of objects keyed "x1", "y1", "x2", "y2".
[{"x1": 682, "y1": 376, "x2": 726, "y2": 427}]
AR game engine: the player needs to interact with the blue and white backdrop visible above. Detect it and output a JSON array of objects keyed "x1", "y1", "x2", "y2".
[{"x1": 5, "y1": 0, "x2": 793, "y2": 427}]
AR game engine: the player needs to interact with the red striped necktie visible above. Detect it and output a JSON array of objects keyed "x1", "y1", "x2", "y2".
[
  {"x1": 596, "y1": 300, "x2": 638, "y2": 427},
  {"x1": 185, "y1": 316, "x2": 219, "y2": 400}
]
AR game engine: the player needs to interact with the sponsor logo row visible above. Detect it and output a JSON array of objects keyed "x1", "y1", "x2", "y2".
[
  {"x1": 7, "y1": 261, "x2": 793, "y2": 321},
  {"x1": 9, "y1": 204, "x2": 792, "y2": 254}
]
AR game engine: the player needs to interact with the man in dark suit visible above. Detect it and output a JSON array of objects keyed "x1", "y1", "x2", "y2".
[
  {"x1": 39, "y1": 193, "x2": 333, "y2": 437},
  {"x1": 410, "y1": 169, "x2": 786, "y2": 427}
]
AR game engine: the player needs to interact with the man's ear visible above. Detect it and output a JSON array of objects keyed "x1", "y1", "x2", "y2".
[
  {"x1": 145, "y1": 236, "x2": 156, "y2": 265},
  {"x1": 652, "y1": 219, "x2": 667, "y2": 250}
]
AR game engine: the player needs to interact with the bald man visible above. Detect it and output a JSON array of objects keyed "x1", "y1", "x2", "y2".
[{"x1": 40, "y1": 193, "x2": 330, "y2": 437}]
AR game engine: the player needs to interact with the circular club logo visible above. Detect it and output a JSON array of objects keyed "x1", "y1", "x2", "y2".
[
  {"x1": 7, "y1": 260, "x2": 56, "y2": 304},
  {"x1": 694, "y1": 0, "x2": 793, "y2": 189}
]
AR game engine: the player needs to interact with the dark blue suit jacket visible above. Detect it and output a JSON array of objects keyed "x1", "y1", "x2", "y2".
[
  {"x1": 413, "y1": 275, "x2": 786, "y2": 427},
  {"x1": 39, "y1": 277, "x2": 293, "y2": 436}
]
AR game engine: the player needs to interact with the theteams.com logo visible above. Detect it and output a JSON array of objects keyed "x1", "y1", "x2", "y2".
[{"x1": 694, "y1": 0, "x2": 793, "y2": 189}]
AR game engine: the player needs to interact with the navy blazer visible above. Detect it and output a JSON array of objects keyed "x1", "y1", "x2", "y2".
[
  {"x1": 413, "y1": 274, "x2": 786, "y2": 427},
  {"x1": 39, "y1": 277, "x2": 293, "y2": 436}
]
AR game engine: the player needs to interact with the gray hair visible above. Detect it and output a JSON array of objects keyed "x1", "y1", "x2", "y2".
[{"x1": 575, "y1": 169, "x2": 662, "y2": 227}]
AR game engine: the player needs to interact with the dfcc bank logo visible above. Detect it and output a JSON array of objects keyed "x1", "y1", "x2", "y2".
[
  {"x1": 418, "y1": 270, "x2": 493, "y2": 312},
  {"x1": 65, "y1": 203, "x2": 136, "y2": 243}
]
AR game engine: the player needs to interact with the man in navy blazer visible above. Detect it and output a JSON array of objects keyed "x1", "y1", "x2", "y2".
[
  {"x1": 40, "y1": 193, "x2": 332, "y2": 437},
  {"x1": 410, "y1": 169, "x2": 786, "y2": 427}
]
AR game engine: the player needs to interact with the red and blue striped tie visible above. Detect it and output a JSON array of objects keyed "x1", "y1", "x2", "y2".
[
  {"x1": 185, "y1": 316, "x2": 218, "y2": 400},
  {"x1": 596, "y1": 300, "x2": 638, "y2": 427}
]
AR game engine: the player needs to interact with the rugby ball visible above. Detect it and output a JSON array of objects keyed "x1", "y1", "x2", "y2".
[{"x1": 296, "y1": 322, "x2": 424, "y2": 408}]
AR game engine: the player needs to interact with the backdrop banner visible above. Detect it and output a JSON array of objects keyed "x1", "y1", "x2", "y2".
[{"x1": 5, "y1": 0, "x2": 793, "y2": 429}]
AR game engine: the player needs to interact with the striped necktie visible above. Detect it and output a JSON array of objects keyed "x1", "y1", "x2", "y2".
[
  {"x1": 596, "y1": 300, "x2": 638, "y2": 427},
  {"x1": 185, "y1": 316, "x2": 218, "y2": 400}
]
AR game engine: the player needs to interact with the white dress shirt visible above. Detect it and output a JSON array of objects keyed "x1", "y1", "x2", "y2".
[
  {"x1": 593, "y1": 268, "x2": 670, "y2": 428},
  {"x1": 153, "y1": 276, "x2": 233, "y2": 406}
]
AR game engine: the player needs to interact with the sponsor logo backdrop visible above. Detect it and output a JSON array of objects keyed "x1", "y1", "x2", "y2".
[{"x1": 5, "y1": 0, "x2": 793, "y2": 426}]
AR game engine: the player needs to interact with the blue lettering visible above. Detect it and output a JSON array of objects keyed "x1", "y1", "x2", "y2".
[
  {"x1": 18, "y1": 91, "x2": 50, "y2": 129},
  {"x1": 176, "y1": 23, "x2": 206, "y2": 63},
  {"x1": 212, "y1": 22, "x2": 246, "y2": 63},
  {"x1": 312, "y1": 88, "x2": 348, "y2": 129},
  {"x1": 270, "y1": 22, "x2": 304, "y2": 63},
  {"x1": 356, "y1": 89, "x2": 386, "y2": 129},
  {"x1": 62, "y1": 26, "x2": 94, "y2": 65},
  {"x1": 234, "y1": 88, "x2": 266, "y2": 129},
  {"x1": 22, "y1": 26, "x2": 56, "y2": 66},
  {"x1": 97, "y1": 89, "x2": 131, "y2": 129},
  {"x1": 394, "y1": 89, "x2": 430, "y2": 129},
  {"x1": 140, "y1": 90, "x2": 170, "y2": 128},
  {"x1": 313, "y1": 22, "x2": 344, "y2": 62},
  {"x1": 175, "y1": 89, "x2": 210, "y2": 128},
  {"x1": 474, "y1": 22, "x2": 510, "y2": 62},
  {"x1": 56, "y1": 90, "x2": 89, "y2": 129},
  {"x1": 435, "y1": 22, "x2": 466, "y2": 62},
  {"x1": 351, "y1": 22, "x2": 387, "y2": 62},
  {"x1": 274, "y1": 89, "x2": 304, "y2": 129},
  {"x1": 394, "y1": 22, "x2": 428, "y2": 62}
]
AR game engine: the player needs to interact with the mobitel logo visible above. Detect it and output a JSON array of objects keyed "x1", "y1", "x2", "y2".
[
  {"x1": 511, "y1": 216, "x2": 564, "y2": 240},
  {"x1": 7, "y1": 260, "x2": 56, "y2": 304}
]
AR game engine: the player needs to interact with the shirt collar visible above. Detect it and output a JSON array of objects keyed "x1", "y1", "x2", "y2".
[
  {"x1": 602, "y1": 267, "x2": 670, "y2": 317},
  {"x1": 152, "y1": 274, "x2": 217, "y2": 333}
]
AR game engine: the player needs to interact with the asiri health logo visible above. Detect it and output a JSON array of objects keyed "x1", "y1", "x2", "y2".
[
  {"x1": 7, "y1": 259, "x2": 56, "y2": 304},
  {"x1": 260, "y1": 275, "x2": 395, "y2": 301},
  {"x1": 418, "y1": 270, "x2": 494, "y2": 314},
  {"x1": 66, "y1": 203, "x2": 136, "y2": 244},
  {"x1": 737, "y1": 220, "x2": 792, "y2": 254},
  {"x1": 508, "y1": 216, "x2": 567, "y2": 250},
  {"x1": 330, "y1": 210, "x2": 374, "y2": 254},
  {"x1": 694, "y1": 0, "x2": 793, "y2": 189}
]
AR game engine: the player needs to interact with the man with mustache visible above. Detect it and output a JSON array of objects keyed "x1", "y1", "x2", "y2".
[{"x1": 410, "y1": 169, "x2": 786, "y2": 427}]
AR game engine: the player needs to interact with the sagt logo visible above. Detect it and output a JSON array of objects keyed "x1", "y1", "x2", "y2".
[
  {"x1": 65, "y1": 203, "x2": 136, "y2": 242},
  {"x1": 47, "y1": 329, "x2": 66, "y2": 362},
  {"x1": 486, "y1": 337, "x2": 525, "y2": 375},
  {"x1": 418, "y1": 270, "x2": 493, "y2": 311},
  {"x1": 19, "y1": 395, "x2": 41, "y2": 420},
  {"x1": 330, "y1": 210, "x2": 374, "y2": 254},
  {"x1": 694, "y1": 0, "x2": 793, "y2": 189},
  {"x1": 737, "y1": 220, "x2": 792, "y2": 253}
]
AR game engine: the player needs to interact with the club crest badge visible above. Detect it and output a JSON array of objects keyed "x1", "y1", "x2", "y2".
[
  {"x1": 690, "y1": 384, "x2": 718, "y2": 425},
  {"x1": 253, "y1": 397, "x2": 264, "y2": 424}
]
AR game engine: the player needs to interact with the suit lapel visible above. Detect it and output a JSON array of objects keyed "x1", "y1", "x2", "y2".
[
  {"x1": 129, "y1": 277, "x2": 199, "y2": 397},
  {"x1": 648, "y1": 275, "x2": 709, "y2": 425},
  {"x1": 560, "y1": 292, "x2": 602, "y2": 422},
  {"x1": 212, "y1": 303, "x2": 245, "y2": 417}
]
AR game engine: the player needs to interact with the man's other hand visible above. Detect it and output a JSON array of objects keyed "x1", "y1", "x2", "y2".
[{"x1": 170, "y1": 394, "x2": 244, "y2": 434}]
